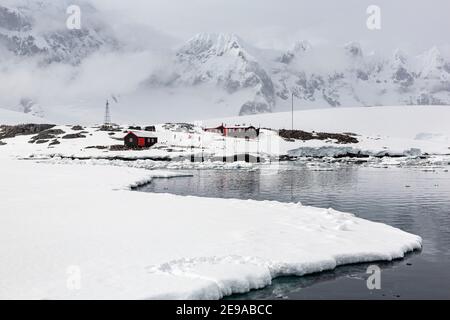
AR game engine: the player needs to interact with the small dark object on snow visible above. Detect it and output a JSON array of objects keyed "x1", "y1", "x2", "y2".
[
  {"x1": 35, "y1": 139, "x2": 49, "y2": 144},
  {"x1": 145, "y1": 126, "x2": 156, "y2": 132},
  {"x1": 62, "y1": 133, "x2": 86, "y2": 139},
  {"x1": 71, "y1": 125, "x2": 84, "y2": 131},
  {"x1": 128, "y1": 126, "x2": 142, "y2": 130},
  {"x1": 85, "y1": 145, "x2": 108, "y2": 150},
  {"x1": 49, "y1": 140, "x2": 60, "y2": 146},
  {"x1": 109, "y1": 145, "x2": 130, "y2": 151},
  {"x1": 0, "y1": 140, "x2": 6, "y2": 146},
  {"x1": 406, "y1": 263, "x2": 412, "y2": 266}
]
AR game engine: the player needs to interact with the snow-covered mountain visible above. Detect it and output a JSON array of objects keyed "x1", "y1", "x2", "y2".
[
  {"x1": 0, "y1": 1, "x2": 116, "y2": 65},
  {"x1": 0, "y1": 1, "x2": 449, "y2": 123},
  {"x1": 172, "y1": 33, "x2": 275, "y2": 115},
  {"x1": 145, "y1": 33, "x2": 450, "y2": 115}
]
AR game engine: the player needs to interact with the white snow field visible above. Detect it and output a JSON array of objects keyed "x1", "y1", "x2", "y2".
[{"x1": 0, "y1": 160, "x2": 422, "y2": 299}]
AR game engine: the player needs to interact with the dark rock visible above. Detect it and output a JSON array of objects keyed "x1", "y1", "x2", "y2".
[
  {"x1": 29, "y1": 129, "x2": 65, "y2": 142},
  {"x1": 35, "y1": 139, "x2": 49, "y2": 144},
  {"x1": 0, "y1": 140, "x2": 6, "y2": 146},
  {"x1": 85, "y1": 145, "x2": 108, "y2": 150},
  {"x1": 0, "y1": 124, "x2": 55, "y2": 139},
  {"x1": 239, "y1": 101, "x2": 271, "y2": 115},
  {"x1": 109, "y1": 145, "x2": 130, "y2": 151},
  {"x1": 71, "y1": 125, "x2": 84, "y2": 131},
  {"x1": 279, "y1": 129, "x2": 359, "y2": 144},
  {"x1": 393, "y1": 67, "x2": 414, "y2": 87},
  {"x1": 62, "y1": 133, "x2": 86, "y2": 139},
  {"x1": 128, "y1": 126, "x2": 142, "y2": 130},
  {"x1": 49, "y1": 139, "x2": 60, "y2": 146},
  {"x1": 109, "y1": 144, "x2": 152, "y2": 151},
  {"x1": 356, "y1": 70, "x2": 369, "y2": 81}
]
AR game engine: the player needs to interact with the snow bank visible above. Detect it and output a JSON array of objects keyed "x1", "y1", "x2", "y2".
[
  {"x1": 2, "y1": 106, "x2": 450, "y2": 162},
  {"x1": 0, "y1": 160, "x2": 422, "y2": 299}
]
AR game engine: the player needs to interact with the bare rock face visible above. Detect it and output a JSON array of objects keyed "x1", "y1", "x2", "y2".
[
  {"x1": 62, "y1": 133, "x2": 86, "y2": 139},
  {"x1": 29, "y1": 128, "x2": 65, "y2": 143},
  {"x1": 0, "y1": 124, "x2": 55, "y2": 139},
  {"x1": 71, "y1": 125, "x2": 84, "y2": 131},
  {"x1": 239, "y1": 101, "x2": 272, "y2": 116}
]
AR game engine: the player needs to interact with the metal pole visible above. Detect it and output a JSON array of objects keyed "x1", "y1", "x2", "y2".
[{"x1": 291, "y1": 92, "x2": 294, "y2": 131}]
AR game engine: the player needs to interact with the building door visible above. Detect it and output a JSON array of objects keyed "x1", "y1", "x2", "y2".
[{"x1": 138, "y1": 138, "x2": 145, "y2": 147}]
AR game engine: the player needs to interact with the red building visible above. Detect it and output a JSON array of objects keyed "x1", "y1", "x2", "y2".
[
  {"x1": 204, "y1": 125, "x2": 260, "y2": 139},
  {"x1": 124, "y1": 131, "x2": 158, "y2": 148}
]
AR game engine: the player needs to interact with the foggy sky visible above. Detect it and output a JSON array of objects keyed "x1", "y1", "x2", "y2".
[{"x1": 92, "y1": 0, "x2": 450, "y2": 54}]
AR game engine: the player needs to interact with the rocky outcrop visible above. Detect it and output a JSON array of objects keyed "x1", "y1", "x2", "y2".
[
  {"x1": 279, "y1": 129, "x2": 358, "y2": 144},
  {"x1": 62, "y1": 133, "x2": 86, "y2": 139},
  {"x1": 0, "y1": 124, "x2": 55, "y2": 139},
  {"x1": 29, "y1": 128, "x2": 65, "y2": 143}
]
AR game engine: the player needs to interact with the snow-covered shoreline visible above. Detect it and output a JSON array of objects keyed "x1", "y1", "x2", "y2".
[
  {"x1": 1, "y1": 106, "x2": 449, "y2": 162},
  {"x1": 0, "y1": 159, "x2": 422, "y2": 299},
  {"x1": 4, "y1": 105, "x2": 447, "y2": 299}
]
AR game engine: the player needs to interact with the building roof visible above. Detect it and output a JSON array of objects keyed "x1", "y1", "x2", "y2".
[
  {"x1": 205, "y1": 125, "x2": 258, "y2": 130},
  {"x1": 126, "y1": 130, "x2": 157, "y2": 138}
]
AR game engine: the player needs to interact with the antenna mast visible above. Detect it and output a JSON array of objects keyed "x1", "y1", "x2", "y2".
[{"x1": 104, "y1": 99, "x2": 111, "y2": 128}]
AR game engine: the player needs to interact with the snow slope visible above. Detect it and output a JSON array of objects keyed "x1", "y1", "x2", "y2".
[
  {"x1": 204, "y1": 105, "x2": 450, "y2": 139},
  {"x1": 0, "y1": 108, "x2": 49, "y2": 125},
  {"x1": 0, "y1": 159, "x2": 422, "y2": 299}
]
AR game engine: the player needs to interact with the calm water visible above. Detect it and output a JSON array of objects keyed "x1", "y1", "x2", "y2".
[{"x1": 139, "y1": 164, "x2": 450, "y2": 299}]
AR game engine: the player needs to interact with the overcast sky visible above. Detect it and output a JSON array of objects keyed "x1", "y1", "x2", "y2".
[{"x1": 90, "y1": 0, "x2": 450, "y2": 54}]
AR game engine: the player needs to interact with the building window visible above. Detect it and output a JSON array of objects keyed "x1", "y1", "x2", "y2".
[{"x1": 129, "y1": 137, "x2": 133, "y2": 142}]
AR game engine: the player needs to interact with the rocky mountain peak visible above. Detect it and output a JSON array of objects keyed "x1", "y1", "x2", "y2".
[
  {"x1": 177, "y1": 33, "x2": 251, "y2": 62},
  {"x1": 279, "y1": 40, "x2": 311, "y2": 64}
]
